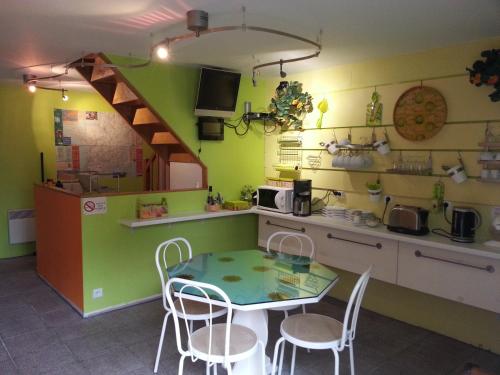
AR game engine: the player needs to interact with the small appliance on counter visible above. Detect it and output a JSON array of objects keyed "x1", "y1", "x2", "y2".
[
  {"x1": 293, "y1": 179, "x2": 312, "y2": 217},
  {"x1": 257, "y1": 186, "x2": 293, "y2": 213},
  {"x1": 432, "y1": 205, "x2": 481, "y2": 243},
  {"x1": 387, "y1": 205, "x2": 429, "y2": 236},
  {"x1": 484, "y1": 208, "x2": 500, "y2": 248}
]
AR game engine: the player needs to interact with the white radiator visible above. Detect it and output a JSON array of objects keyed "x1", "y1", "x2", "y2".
[{"x1": 8, "y1": 209, "x2": 36, "y2": 244}]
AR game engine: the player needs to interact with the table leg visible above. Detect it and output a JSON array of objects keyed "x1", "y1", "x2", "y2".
[{"x1": 232, "y1": 309, "x2": 271, "y2": 375}]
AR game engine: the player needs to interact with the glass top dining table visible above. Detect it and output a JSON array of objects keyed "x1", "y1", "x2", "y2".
[
  {"x1": 167, "y1": 249, "x2": 339, "y2": 375},
  {"x1": 167, "y1": 249, "x2": 339, "y2": 310}
]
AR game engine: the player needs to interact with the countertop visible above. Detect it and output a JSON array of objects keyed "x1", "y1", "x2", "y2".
[
  {"x1": 254, "y1": 208, "x2": 500, "y2": 260},
  {"x1": 118, "y1": 206, "x2": 500, "y2": 260}
]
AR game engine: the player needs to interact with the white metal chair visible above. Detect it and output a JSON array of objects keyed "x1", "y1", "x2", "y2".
[
  {"x1": 271, "y1": 267, "x2": 372, "y2": 375},
  {"x1": 266, "y1": 231, "x2": 315, "y2": 317},
  {"x1": 154, "y1": 237, "x2": 227, "y2": 373},
  {"x1": 167, "y1": 277, "x2": 266, "y2": 375}
]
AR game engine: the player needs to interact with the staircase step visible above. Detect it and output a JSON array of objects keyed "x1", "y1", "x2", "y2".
[
  {"x1": 91, "y1": 57, "x2": 116, "y2": 83},
  {"x1": 113, "y1": 82, "x2": 139, "y2": 105},
  {"x1": 133, "y1": 107, "x2": 159, "y2": 125},
  {"x1": 169, "y1": 153, "x2": 197, "y2": 163},
  {"x1": 151, "y1": 132, "x2": 179, "y2": 145}
]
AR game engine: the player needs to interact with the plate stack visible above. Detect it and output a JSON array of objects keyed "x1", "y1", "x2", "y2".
[
  {"x1": 321, "y1": 206, "x2": 345, "y2": 218},
  {"x1": 344, "y1": 209, "x2": 361, "y2": 223}
]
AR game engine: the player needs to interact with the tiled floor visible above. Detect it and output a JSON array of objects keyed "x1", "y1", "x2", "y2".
[{"x1": 0, "y1": 256, "x2": 499, "y2": 375}]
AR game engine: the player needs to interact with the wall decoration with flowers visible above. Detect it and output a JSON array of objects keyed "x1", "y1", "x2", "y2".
[{"x1": 269, "y1": 81, "x2": 314, "y2": 130}]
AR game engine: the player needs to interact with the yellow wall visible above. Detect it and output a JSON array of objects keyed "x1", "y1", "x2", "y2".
[{"x1": 265, "y1": 37, "x2": 500, "y2": 352}]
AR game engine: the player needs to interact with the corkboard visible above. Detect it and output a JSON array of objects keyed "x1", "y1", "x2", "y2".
[{"x1": 393, "y1": 86, "x2": 447, "y2": 141}]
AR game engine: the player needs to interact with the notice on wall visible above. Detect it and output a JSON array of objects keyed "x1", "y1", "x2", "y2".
[
  {"x1": 54, "y1": 109, "x2": 143, "y2": 180},
  {"x1": 82, "y1": 197, "x2": 107, "y2": 216}
]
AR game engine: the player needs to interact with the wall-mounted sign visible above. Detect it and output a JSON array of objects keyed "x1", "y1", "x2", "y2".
[{"x1": 82, "y1": 197, "x2": 107, "y2": 215}]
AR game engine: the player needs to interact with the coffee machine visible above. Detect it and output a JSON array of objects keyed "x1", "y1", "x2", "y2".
[
  {"x1": 293, "y1": 179, "x2": 312, "y2": 217},
  {"x1": 432, "y1": 205, "x2": 481, "y2": 243}
]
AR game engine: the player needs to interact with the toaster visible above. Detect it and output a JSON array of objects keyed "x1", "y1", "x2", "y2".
[{"x1": 387, "y1": 205, "x2": 429, "y2": 236}]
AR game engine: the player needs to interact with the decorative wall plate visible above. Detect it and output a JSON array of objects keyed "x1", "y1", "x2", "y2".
[{"x1": 393, "y1": 86, "x2": 447, "y2": 141}]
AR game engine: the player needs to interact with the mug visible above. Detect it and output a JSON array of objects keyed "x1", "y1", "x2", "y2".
[
  {"x1": 447, "y1": 165, "x2": 467, "y2": 184},
  {"x1": 374, "y1": 140, "x2": 391, "y2": 155},
  {"x1": 480, "y1": 152, "x2": 495, "y2": 161}
]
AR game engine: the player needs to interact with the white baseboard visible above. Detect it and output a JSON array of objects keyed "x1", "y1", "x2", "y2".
[
  {"x1": 37, "y1": 273, "x2": 161, "y2": 318},
  {"x1": 83, "y1": 294, "x2": 162, "y2": 318}
]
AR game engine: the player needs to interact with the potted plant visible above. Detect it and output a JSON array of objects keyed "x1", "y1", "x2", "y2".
[{"x1": 366, "y1": 181, "x2": 382, "y2": 202}]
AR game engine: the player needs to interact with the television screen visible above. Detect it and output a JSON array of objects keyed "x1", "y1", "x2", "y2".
[{"x1": 194, "y1": 67, "x2": 241, "y2": 118}]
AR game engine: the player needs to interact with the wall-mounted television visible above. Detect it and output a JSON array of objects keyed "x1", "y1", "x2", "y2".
[{"x1": 194, "y1": 67, "x2": 241, "y2": 118}]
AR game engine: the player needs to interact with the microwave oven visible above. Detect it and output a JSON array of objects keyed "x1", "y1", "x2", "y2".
[{"x1": 257, "y1": 186, "x2": 293, "y2": 213}]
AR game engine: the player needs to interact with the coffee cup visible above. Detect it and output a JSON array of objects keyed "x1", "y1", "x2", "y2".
[
  {"x1": 447, "y1": 165, "x2": 467, "y2": 184},
  {"x1": 374, "y1": 140, "x2": 391, "y2": 155},
  {"x1": 481, "y1": 169, "x2": 490, "y2": 179},
  {"x1": 480, "y1": 152, "x2": 495, "y2": 161}
]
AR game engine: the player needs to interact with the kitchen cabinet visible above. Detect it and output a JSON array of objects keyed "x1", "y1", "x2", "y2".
[
  {"x1": 258, "y1": 214, "x2": 398, "y2": 283},
  {"x1": 397, "y1": 242, "x2": 500, "y2": 312},
  {"x1": 257, "y1": 210, "x2": 500, "y2": 312},
  {"x1": 313, "y1": 227, "x2": 398, "y2": 284},
  {"x1": 258, "y1": 215, "x2": 317, "y2": 256}
]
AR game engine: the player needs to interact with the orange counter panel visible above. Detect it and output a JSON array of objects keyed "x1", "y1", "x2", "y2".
[{"x1": 35, "y1": 185, "x2": 83, "y2": 311}]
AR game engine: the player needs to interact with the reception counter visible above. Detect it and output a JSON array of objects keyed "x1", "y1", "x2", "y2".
[{"x1": 34, "y1": 185, "x2": 258, "y2": 316}]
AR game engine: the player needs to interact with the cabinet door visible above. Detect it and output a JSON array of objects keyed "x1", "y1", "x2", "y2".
[
  {"x1": 313, "y1": 227, "x2": 398, "y2": 283},
  {"x1": 258, "y1": 215, "x2": 316, "y2": 256},
  {"x1": 398, "y1": 243, "x2": 500, "y2": 313}
]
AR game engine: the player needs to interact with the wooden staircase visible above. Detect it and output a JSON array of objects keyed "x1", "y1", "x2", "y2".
[{"x1": 73, "y1": 53, "x2": 207, "y2": 191}]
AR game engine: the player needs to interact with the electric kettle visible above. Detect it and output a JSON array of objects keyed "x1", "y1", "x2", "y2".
[{"x1": 433, "y1": 206, "x2": 481, "y2": 243}]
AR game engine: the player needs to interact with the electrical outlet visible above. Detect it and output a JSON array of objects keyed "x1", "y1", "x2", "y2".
[
  {"x1": 332, "y1": 190, "x2": 345, "y2": 199},
  {"x1": 383, "y1": 195, "x2": 392, "y2": 203},
  {"x1": 444, "y1": 200, "x2": 452, "y2": 209},
  {"x1": 92, "y1": 288, "x2": 103, "y2": 299}
]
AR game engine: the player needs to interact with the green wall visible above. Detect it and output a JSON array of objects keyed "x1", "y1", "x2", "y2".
[
  {"x1": 81, "y1": 191, "x2": 258, "y2": 314},
  {"x1": 78, "y1": 58, "x2": 273, "y2": 313},
  {"x1": 0, "y1": 84, "x2": 114, "y2": 259},
  {"x1": 109, "y1": 55, "x2": 272, "y2": 200}
]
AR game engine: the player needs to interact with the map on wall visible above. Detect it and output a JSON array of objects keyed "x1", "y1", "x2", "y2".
[{"x1": 54, "y1": 109, "x2": 142, "y2": 178}]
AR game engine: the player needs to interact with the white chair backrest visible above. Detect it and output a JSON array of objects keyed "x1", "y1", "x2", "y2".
[
  {"x1": 339, "y1": 266, "x2": 372, "y2": 350},
  {"x1": 266, "y1": 231, "x2": 315, "y2": 259},
  {"x1": 155, "y1": 237, "x2": 193, "y2": 310},
  {"x1": 166, "y1": 277, "x2": 233, "y2": 366}
]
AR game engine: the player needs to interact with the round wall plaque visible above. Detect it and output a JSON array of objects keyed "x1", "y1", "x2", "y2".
[{"x1": 393, "y1": 86, "x2": 447, "y2": 141}]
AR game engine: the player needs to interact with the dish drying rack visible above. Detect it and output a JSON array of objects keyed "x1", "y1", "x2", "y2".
[{"x1": 274, "y1": 134, "x2": 303, "y2": 172}]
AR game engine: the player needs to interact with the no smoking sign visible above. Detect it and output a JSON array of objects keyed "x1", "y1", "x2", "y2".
[{"x1": 82, "y1": 197, "x2": 107, "y2": 215}]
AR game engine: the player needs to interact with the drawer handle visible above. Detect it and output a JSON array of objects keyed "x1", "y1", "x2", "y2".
[
  {"x1": 265, "y1": 220, "x2": 305, "y2": 233},
  {"x1": 327, "y1": 233, "x2": 382, "y2": 249},
  {"x1": 414, "y1": 250, "x2": 495, "y2": 273}
]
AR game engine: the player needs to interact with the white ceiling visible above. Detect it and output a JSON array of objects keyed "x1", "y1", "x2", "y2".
[{"x1": 1, "y1": 0, "x2": 499, "y2": 89}]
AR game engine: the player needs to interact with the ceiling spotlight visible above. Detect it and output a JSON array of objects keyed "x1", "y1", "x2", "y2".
[
  {"x1": 28, "y1": 83, "x2": 37, "y2": 93},
  {"x1": 156, "y1": 44, "x2": 169, "y2": 60},
  {"x1": 279, "y1": 59, "x2": 287, "y2": 78},
  {"x1": 61, "y1": 89, "x2": 69, "y2": 101}
]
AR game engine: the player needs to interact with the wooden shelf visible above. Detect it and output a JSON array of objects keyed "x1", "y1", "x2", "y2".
[
  {"x1": 479, "y1": 142, "x2": 500, "y2": 148},
  {"x1": 478, "y1": 160, "x2": 500, "y2": 167},
  {"x1": 477, "y1": 178, "x2": 500, "y2": 184}
]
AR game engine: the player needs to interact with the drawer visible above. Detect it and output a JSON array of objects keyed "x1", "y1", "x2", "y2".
[
  {"x1": 398, "y1": 242, "x2": 500, "y2": 313},
  {"x1": 258, "y1": 215, "x2": 317, "y2": 256},
  {"x1": 313, "y1": 227, "x2": 398, "y2": 283}
]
